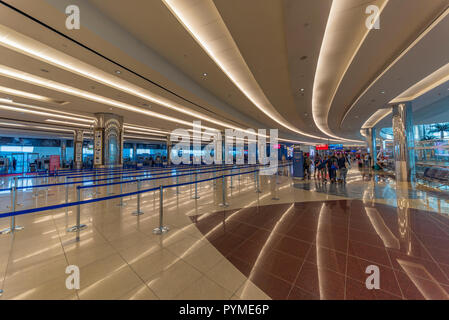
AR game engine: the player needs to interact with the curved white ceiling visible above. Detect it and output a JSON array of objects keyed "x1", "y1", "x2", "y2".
[
  {"x1": 312, "y1": 0, "x2": 387, "y2": 142},
  {"x1": 162, "y1": 0, "x2": 341, "y2": 141}
]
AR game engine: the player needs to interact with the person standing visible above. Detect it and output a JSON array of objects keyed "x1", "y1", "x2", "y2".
[
  {"x1": 303, "y1": 154, "x2": 311, "y2": 179},
  {"x1": 338, "y1": 153, "x2": 350, "y2": 183},
  {"x1": 319, "y1": 156, "x2": 328, "y2": 182},
  {"x1": 328, "y1": 153, "x2": 338, "y2": 183},
  {"x1": 313, "y1": 156, "x2": 320, "y2": 179}
]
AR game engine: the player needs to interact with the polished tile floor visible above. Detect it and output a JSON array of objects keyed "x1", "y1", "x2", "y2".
[{"x1": 0, "y1": 167, "x2": 448, "y2": 299}]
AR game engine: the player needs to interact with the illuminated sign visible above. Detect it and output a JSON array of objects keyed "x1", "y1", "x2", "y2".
[
  {"x1": 329, "y1": 144, "x2": 343, "y2": 150},
  {"x1": 316, "y1": 144, "x2": 329, "y2": 150}
]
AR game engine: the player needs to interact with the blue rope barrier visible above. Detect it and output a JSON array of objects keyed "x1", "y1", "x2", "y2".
[{"x1": 0, "y1": 163, "x2": 291, "y2": 218}]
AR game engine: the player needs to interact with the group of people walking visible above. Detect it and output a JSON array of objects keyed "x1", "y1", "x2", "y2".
[{"x1": 303, "y1": 153, "x2": 351, "y2": 184}]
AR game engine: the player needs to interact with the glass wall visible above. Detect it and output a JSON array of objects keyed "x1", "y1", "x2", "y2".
[{"x1": 379, "y1": 121, "x2": 449, "y2": 170}]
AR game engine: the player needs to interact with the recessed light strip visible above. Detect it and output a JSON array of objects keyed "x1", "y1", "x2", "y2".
[
  {"x1": 45, "y1": 119, "x2": 92, "y2": 127},
  {"x1": 341, "y1": 6, "x2": 449, "y2": 126},
  {"x1": 162, "y1": 0, "x2": 337, "y2": 141},
  {"x1": 0, "y1": 103, "x2": 91, "y2": 123},
  {"x1": 0, "y1": 85, "x2": 52, "y2": 102},
  {"x1": 0, "y1": 25, "x2": 271, "y2": 140},
  {"x1": 312, "y1": 0, "x2": 388, "y2": 142},
  {"x1": 0, "y1": 25, "x2": 323, "y2": 144}
]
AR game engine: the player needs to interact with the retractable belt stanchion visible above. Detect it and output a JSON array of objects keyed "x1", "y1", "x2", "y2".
[
  {"x1": 255, "y1": 169, "x2": 262, "y2": 193},
  {"x1": 176, "y1": 174, "x2": 180, "y2": 194},
  {"x1": 219, "y1": 172, "x2": 229, "y2": 207},
  {"x1": 43, "y1": 171, "x2": 49, "y2": 191},
  {"x1": 32, "y1": 173, "x2": 40, "y2": 198},
  {"x1": 67, "y1": 187, "x2": 87, "y2": 239},
  {"x1": 117, "y1": 179, "x2": 126, "y2": 207},
  {"x1": 192, "y1": 172, "x2": 200, "y2": 200},
  {"x1": 132, "y1": 179, "x2": 144, "y2": 216},
  {"x1": 0, "y1": 185, "x2": 24, "y2": 235},
  {"x1": 271, "y1": 170, "x2": 280, "y2": 200},
  {"x1": 276, "y1": 166, "x2": 281, "y2": 184},
  {"x1": 230, "y1": 167, "x2": 234, "y2": 189},
  {"x1": 153, "y1": 185, "x2": 169, "y2": 234},
  {"x1": 14, "y1": 177, "x2": 23, "y2": 206},
  {"x1": 65, "y1": 177, "x2": 69, "y2": 216}
]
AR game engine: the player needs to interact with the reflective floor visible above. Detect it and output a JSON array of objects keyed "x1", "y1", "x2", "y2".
[{"x1": 0, "y1": 167, "x2": 448, "y2": 300}]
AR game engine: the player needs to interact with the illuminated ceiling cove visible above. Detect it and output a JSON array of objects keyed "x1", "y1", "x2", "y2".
[{"x1": 0, "y1": 0, "x2": 448, "y2": 145}]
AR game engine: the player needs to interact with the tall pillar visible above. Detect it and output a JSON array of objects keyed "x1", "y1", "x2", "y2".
[
  {"x1": 363, "y1": 128, "x2": 377, "y2": 167},
  {"x1": 93, "y1": 113, "x2": 124, "y2": 168},
  {"x1": 166, "y1": 139, "x2": 172, "y2": 165},
  {"x1": 60, "y1": 140, "x2": 67, "y2": 167},
  {"x1": 73, "y1": 130, "x2": 84, "y2": 170},
  {"x1": 392, "y1": 102, "x2": 415, "y2": 182}
]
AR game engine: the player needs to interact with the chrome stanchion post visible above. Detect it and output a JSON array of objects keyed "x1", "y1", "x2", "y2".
[
  {"x1": 14, "y1": 177, "x2": 23, "y2": 206},
  {"x1": 67, "y1": 187, "x2": 87, "y2": 238},
  {"x1": 175, "y1": 174, "x2": 180, "y2": 194},
  {"x1": 230, "y1": 168, "x2": 234, "y2": 189},
  {"x1": 1, "y1": 185, "x2": 24, "y2": 234},
  {"x1": 153, "y1": 185, "x2": 169, "y2": 234},
  {"x1": 255, "y1": 169, "x2": 262, "y2": 193},
  {"x1": 238, "y1": 166, "x2": 241, "y2": 183},
  {"x1": 65, "y1": 177, "x2": 69, "y2": 216},
  {"x1": 132, "y1": 179, "x2": 144, "y2": 215},
  {"x1": 276, "y1": 166, "x2": 281, "y2": 184},
  {"x1": 117, "y1": 181, "x2": 126, "y2": 207},
  {"x1": 271, "y1": 171, "x2": 280, "y2": 200},
  {"x1": 219, "y1": 172, "x2": 229, "y2": 207},
  {"x1": 192, "y1": 172, "x2": 200, "y2": 199}
]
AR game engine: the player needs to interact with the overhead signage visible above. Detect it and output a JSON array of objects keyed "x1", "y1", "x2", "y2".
[
  {"x1": 329, "y1": 144, "x2": 343, "y2": 150},
  {"x1": 316, "y1": 144, "x2": 329, "y2": 150}
]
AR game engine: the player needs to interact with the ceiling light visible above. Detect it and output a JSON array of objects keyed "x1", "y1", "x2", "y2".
[
  {"x1": 203, "y1": 73, "x2": 207, "y2": 77},
  {"x1": 115, "y1": 70, "x2": 121, "y2": 74},
  {"x1": 0, "y1": 104, "x2": 93, "y2": 123},
  {"x1": 0, "y1": 25, "x2": 312, "y2": 144},
  {"x1": 45, "y1": 119, "x2": 91, "y2": 127},
  {"x1": 124, "y1": 135, "x2": 167, "y2": 142},
  {"x1": 343, "y1": 8, "x2": 449, "y2": 125},
  {"x1": 0, "y1": 97, "x2": 93, "y2": 122},
  {"x1": 0, "y1": 122, "x2": 25, "y2": 127},
  {"x1": 34, "y1": 126, "x2": 74, "y2": 132},
  {"x1": 0, "y1": 86, "x2": 53, "y2": 102},
  {"x1": 312, "y1": 0, "x2": 386, "y2": 143},
  {"x1": 125, "y1": 129, "x2": 166, "y2": 137}
]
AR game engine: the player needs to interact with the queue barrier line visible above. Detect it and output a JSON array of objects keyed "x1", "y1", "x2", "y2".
[
  {"x1": 77, "y1": 164, "x2": 260, "y2": 190},
  {"x1": 0, "y1": 168, "x2": 260, "y2": 218},
  {"x1": 16, "y1": 164, "x2": 222, "y2": 181},
  {"x1": 1, "y1": 163, "x2": 292, "y2": 237},
  {"x1": 13, "y1": 164, "x2": 200, "y2": 179},
  {"x1": 64, "y1": 163, "x2": 233, "y2": 180},
  {"x1": 11, "y1": 164, "x2": 258, "y2": 191},
  {"x1": 16, "y1": 166, "x2": 172, "y2": 180}
]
